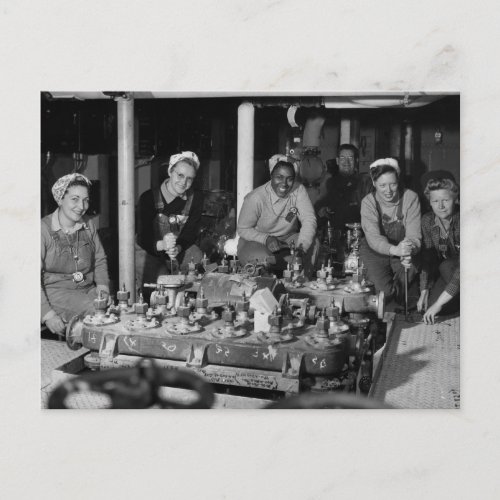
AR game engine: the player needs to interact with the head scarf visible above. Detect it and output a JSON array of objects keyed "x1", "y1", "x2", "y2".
[
  {"x1": 369, "y1": 158, "x2": 400, "y2": 176},
  {"x1": 168, "y1": 151, "x2": 200, "y2": 176},
  {"x1": 268, "y1": 154, "x2": 299, "y2": 175},
  {"x1": 52, "y1": 173, "x2": 92, "y2": 204}
]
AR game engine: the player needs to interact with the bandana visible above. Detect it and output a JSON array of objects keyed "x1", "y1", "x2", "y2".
[
  {"x1": 268, "y1": 154, "x2": 299, "y2": 175},
  {"x1": 168, "y1": 151, "x2": 200, "y2": 175},
  {"x1": 51, "y1": 173, "x2": 92, "y2": 204},
  {"x1": 369, "y1": 158, "x2": 400, "y2": 175}
]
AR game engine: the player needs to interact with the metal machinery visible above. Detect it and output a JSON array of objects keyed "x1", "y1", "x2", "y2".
[{"x1": 64, "y1": 254, "x2": 385, "y2": 403}]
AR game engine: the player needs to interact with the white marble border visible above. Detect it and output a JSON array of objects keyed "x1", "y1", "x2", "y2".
[{"x1": 1, "y1": 1, "x2": 499, "y2": 498}]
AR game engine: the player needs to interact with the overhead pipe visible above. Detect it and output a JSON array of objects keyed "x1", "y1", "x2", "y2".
[
  {"x1": 302, "y1": 114, "x2": 326, "y2": 148},
  {"x1": 116, "y1": 94, "x2": 136, "y2": 302},
  {"x1": 236, "y1": 102, "x2": 254, "y2": 218}
]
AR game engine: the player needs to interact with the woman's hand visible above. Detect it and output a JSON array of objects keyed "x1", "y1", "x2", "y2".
[
  {"x1": 391, "y1": 240, "x2": 413, "y2": 257},
  {"x1": 422, "y1": 291, "x2": 453, "y2": 324},
  {"x1": 45, "y1": 314, "x2": 66, "y2": 335},
  {"x1": 266, "y1": 236, "x2": 281, "y2": 253},
  {"x1": 417, "y1": 290, "x2": 429, "y2": 313},
  {"x1": 423, "y1": 302, "x2": 442, "y2": 324},
  {"x1": 162, "y1": 232, "x2": 177, "y2": 252},
  {"x1": 167, "y1": 244, "x2": 181, "y2": 260}
]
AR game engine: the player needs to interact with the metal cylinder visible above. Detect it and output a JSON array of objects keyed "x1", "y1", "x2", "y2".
[
  {"x1": 341, "y1": 291, "x2": 385, "y2": 320},
  {"x1": 237, "y1": 102, "x2": 254, "y2": 218},
  {"x1": 117, "y1": 95, "x2": 136, "y2": 302}
]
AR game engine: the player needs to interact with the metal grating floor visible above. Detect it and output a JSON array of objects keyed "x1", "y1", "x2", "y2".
[
  {"x1": 371, "y1": 313, "x2": 460, "y2": 409},
  {"x1": 41, "y1": 339, "x2": 95, "y2": 408}
]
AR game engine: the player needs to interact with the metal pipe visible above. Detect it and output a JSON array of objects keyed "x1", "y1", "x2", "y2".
[
  {"x1": 403, "y1": 121, "x2": 414, "y2": 178},
  {"x1": 117, "y1": 95, "x2": 136, "y2": 302},
  {"x1": 237, "y1": 102, "x2": 254, "y2": 218},
  {"x1": 339, "y1": 114, "x2": 360, "y2": 148}
]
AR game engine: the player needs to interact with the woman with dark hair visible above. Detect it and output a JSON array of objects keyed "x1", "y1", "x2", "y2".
[
  {"x1": 359, "y1": 158, "x2": 421, "y2": 303},
  {"x1": 136, "y1": 151, "x2": 204, "y2": 281},
  {"x1": 41, "y1": 173, "x2": 110, "y2": 336},
  {"x1": 237, "y1": 159, "x2": 318, "y2": 277},
  {"x1": 417, "y1": 176, "x2": 460, "y2": 324}
]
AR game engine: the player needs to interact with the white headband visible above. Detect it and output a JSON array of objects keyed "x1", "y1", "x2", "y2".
[
  {"x1": 168, "y1": 151, "x2": 200, "y2": 175},
  {"x1": 369, "y1": 158, "x2": 400, "y2": 175},
  {"x1": 268, "y1": 154, "x2": 299, "y2": 175}
]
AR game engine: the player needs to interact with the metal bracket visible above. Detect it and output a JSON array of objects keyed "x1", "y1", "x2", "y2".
[
  {"x1": 186, "y1": 342, "x2": 208, "y2": 368},
  {"x1": 281, "y1": 351, "x2": 304, "y2": 379}
]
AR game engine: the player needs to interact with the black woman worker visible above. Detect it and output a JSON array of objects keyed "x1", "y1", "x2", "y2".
[{"x1": 237, "y1": 159, "x2": 318, "y2": 278}]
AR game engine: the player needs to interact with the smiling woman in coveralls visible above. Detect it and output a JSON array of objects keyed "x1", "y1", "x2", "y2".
[
  {"x1": 41, "y1": 173, "x2": 110, "y2": 336},
  {"x1": 136, "y1": 151, "x2": 204, "y2": 283},
  {"x1": 359, "y1": 158, "x2": 422, "y2": 304}
]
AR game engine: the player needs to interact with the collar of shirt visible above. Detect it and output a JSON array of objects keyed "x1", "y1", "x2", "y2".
[
  {"x1": 51, "y1": 209, "x2": 87, "y2": 234},
  {"x1": 266, "y1": 181, "x2": 298, "y2": 205},
  {"x1": 162, "y1": 179, "x2": 187, "y2": 203},
  {"x1": 432, "y1": 212, "x2": 456, "y2": 228}
]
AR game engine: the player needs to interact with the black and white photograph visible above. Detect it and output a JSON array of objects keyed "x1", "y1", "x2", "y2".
[
  {"x1": 1, "y1": 1, "x2": 500, "y2": 498},
  {"x1": 40, "y1": 92, "x2": 460, "y2": 410}
]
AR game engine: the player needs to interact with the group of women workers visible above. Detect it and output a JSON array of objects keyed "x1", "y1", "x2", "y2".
[
  {"x1": 236, "y1": 155, "x2": 460, "y2": 325},
  {"x1": 41, "y1": 150, "x2": 459, "y2": 338}
]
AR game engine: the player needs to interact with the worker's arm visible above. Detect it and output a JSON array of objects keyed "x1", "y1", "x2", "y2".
[{"x1": 237, "y1": 191, "x2": 268, "y2": 245}]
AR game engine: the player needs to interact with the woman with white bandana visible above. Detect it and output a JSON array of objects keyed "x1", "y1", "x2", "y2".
[
  {"x1": 359, "y1": 158, "x2": 421, "y2": 304},
  {"x1": 237, "y1": 157, "x2": 318, "y2": 278},
  {"x1": 136, "y1": 151, "x2": 204, "y2": 281},
  {"x1": 41, "y1": 173, "x2": 110, "y2": 336}
]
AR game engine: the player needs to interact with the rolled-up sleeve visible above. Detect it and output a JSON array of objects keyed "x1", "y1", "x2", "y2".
[
  {"x1": 237, "y1": 192, "x2": 268, "y2": 245},
  {"x1": 41, "y1": 224, "x2": 53, "y2": 320},
  {"x1": 361, "y1": 195, "x2": 392, "y2": 255},
  {"x1": 419, "y1": 214, "x2": 436, "y2": 292},
  {"x1": 404, "y1": 192, "x2": 422, "y2": 251},
  {"x1": 445, "y1": 265, "x2": 460, "y2": 296}
]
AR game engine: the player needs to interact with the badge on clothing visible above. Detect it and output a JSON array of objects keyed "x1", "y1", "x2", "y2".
[{"x1": 285, "y1": 207, "x2": 298, "y2": 222}]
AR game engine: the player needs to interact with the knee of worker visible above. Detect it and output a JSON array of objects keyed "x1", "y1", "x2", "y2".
[
  {"x1": 181, "y1": 245, "x2": 203, "y2": 265},
  {"x1": 237, "y1": 238, "x2": 273, "y2": 265},
  {"x1": 361, "y1": 259, "x2": 394, "y2": 299}
]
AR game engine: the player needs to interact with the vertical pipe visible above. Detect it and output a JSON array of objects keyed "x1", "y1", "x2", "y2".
[
  {"x1": 403, "y1": 121, "x2": 414, "y2": 178},
  {"x1": 389, "y1": 122, "x2": 401, "y2": 158},
  {"x1": 339, "y1": 114, "x2": 360, "y2": 148},
  {"x1": 116, "y1": 95, "x2": 136, "y2": 302},
  {"x1": 340, "y1": 117, "x2": 351, "y2": 145},
  {"x1": 237, "y1": 102, "x2": 254, "y2": 218}
]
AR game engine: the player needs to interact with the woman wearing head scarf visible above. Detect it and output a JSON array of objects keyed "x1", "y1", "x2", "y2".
[
  {"x1": 417, "y1": 175, "x2": 460, "y2": 324},
  {"x1": 237, "y1": 157, "x2": 318, "y2": 277},
  {"x1": 359, "y1": 158, "x2": 421, "y2": 303},
  {"x1": 41, "y1": 173, "x2": 110, "y2": 336},
  {"x1": 136, "y1": 151, "x2": 204, "y2": 281}
]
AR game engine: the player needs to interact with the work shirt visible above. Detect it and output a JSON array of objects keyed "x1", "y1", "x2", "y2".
[
  {"x1": 360, "y1": 189, "x2": 421, "y2": 255},
  {"x1": 41, "y1": 209, "x2": 109, "y2": 321},
  {"x1": 237, "y1": 181, "x2": 317, "y2": 252},
  {"x1": 317, "y1": 173, "x2": 372, "y2": 227},
  {"x1": 420, "y1": 211, "x2": 460, "y2": 297}
]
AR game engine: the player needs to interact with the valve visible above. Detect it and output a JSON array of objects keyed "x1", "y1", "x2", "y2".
[
  {"x1": 195, "y1": 287, "x2": 209, "y2": 314},
  {"x1": 218, "y1": 254, "x2": 229, "y2": 274},
  {"x1": 235, "y1": 291, "x2": 250, "y2": 322},
  {"x1": 117, "y1": 283, "x2": 130, "y2": 310}
]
